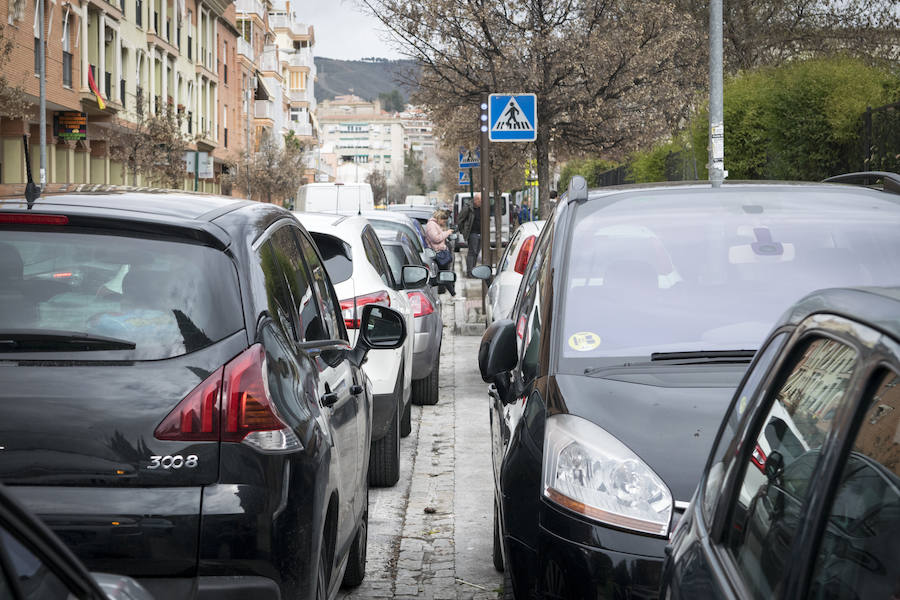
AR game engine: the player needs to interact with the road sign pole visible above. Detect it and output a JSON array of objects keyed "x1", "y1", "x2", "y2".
[
  {"x1": 480, "y1": 97, "x2": 491, "y2": 274},
  {"x1": 467, "y1": 167, "x2": 473, "y2": 201}
]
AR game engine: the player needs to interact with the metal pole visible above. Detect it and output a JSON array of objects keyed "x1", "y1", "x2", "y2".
[
  {"x1": 38, "y1": 0, "x2": 47, "y2": 187},
  {"x1": 708, "y1": 0, "x2": 725, "y2": 187},
  {"x1": 479, "y1": 98, "x2": 491, "y2": 270}
]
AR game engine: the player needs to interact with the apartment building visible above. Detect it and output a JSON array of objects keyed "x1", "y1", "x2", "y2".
[{"x1": 1, "y1": 0, "x2": 234, "y2": 191}]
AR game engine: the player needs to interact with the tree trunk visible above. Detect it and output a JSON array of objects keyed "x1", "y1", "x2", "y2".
[{"x1": 535, "y1": 121, "x2": 551, "y2": 219}]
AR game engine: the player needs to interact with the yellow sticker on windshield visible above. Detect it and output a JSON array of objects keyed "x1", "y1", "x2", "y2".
[{"x1": 568, "y1": 332, "x2": 601, "y2": 352}]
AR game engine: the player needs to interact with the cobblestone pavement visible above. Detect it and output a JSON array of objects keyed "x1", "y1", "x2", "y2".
[{"x1": 338, "y1": 284, "x2": 501, "y2": 599}]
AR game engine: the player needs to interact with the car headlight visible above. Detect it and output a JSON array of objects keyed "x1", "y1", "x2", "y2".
[{"x1": 542, "y1": 414, "x2": 672, "y2": 536}]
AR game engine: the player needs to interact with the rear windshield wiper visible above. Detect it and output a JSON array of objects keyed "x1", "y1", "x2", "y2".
[
  {"x1": 584, "y1": 349, "x2": 756, "y2": 376},
  {"x1": 0, "y1": 330, "x2": 136, "y2": 352}
]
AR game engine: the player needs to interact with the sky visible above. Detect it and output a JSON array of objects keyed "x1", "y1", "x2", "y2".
[{"x1": 305, "y1": 0, "x2": 406, "y2": 61}]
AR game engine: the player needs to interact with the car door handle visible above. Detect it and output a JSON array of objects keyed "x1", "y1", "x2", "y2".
[
  {"x1": 321, "y1": 392, "x2": 338, "y2": 408},
  {"x1": 350, "y1": 385, "x2": 364, "y2": 396}
]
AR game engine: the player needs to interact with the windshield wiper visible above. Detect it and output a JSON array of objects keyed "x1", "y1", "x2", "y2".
[
  {"x1": 0, "y1": 330, "x2": 136, "y2": 352},
  {"x1": 584, "y1": 349, "x2": 756, "y2": 376},
  {"x1": 650, "y1": 350, "x2": 756, "y2": 362}
]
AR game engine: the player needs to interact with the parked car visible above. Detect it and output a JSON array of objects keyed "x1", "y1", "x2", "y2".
[
  {"x1": 484, "y1": 220, "x2": 545, "y2": 324},
  {"x1": 0, "y1": 189, "x2": 407, "y2": 600},
  {"x1": 0, "y1": 482, "x2": 154, "y2": 599},
  {"x1": 377, "y1": 230, "x2": 454, "y2": 407},
  {"x1": 476, "y1": 173, "x2": 900, "y2": 598},
  {"x1": 358, "y1": 210, "x2": 442, "y2": 281},
  {"x1": 297, "y1": 212, "x2": 419, "y2": 485},
  {"x1": 386, "y1": 204, "x2": 435, "y2": 227},
  {"x1": 661, "y1": 285, "x2": 900, "y2": 600}
]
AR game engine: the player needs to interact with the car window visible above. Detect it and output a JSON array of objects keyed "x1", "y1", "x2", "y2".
[
  {"x1": 361, "y1": 226, "x2": 394, "y2": 287},
  {"x1": 369, "y1": 220, "x2": 425, "y2": 253},
  {"x1": 382, "y1": 244, "x2": 406, "y2": 285},
  {"x1": 807, "y1": 369, "x2": 900, "y2": 600},
  {"x1": 267, "y1": 226, "x2": 327, "y2": 342},
  {"x1": 0, "y1": 528, "x2": 74, "y2": 599},
  {"x1": 725, "y1": 337, "x2": 858, "y2": 599},
  {"x1": 309, "y1": 232, "x2": 353, "y2": 285},
  {"x1": 498, "y1": 229, "x2": 522, "y2": 273},
  {"x1": 702, "y1": 332, "x2": 789, "y2": 522},
  {"x1": 295, "y1": 231, "x2": 347, "y2": 342},
  {"x1": 0, "y1": 232, "x2": 243, "y2": 360},
  {"x1": 559, "y1": 190, "x2": 900, "y2": 363},
  {"x1": 513, "y1": 221, "x2": 554, "y2": 384}
]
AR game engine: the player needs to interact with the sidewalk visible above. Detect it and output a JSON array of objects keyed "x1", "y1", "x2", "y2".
[
  {"x1": 452, "y1": 249, "x2": 488, "y2": 337},
  {"x1": 338, "y1": 286, "x2": 500, "y2": 600}
]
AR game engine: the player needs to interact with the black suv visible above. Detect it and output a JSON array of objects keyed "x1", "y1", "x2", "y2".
[
  {"x1": 0, "y1": 189, "x2": 406, "y2": 600},
  {"x1": 662, "y1": 286, "x2": 900, "y2": 600}
]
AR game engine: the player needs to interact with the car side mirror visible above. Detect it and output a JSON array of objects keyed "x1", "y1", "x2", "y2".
[
  {"x1": 764, "y1": 450, "x2": 784, "y2": 482},
  {"x1": 478, "y1": 318, "x2": 518, "y2": 382},
  {"x1": 349, "y1": 304, "x2": 406, "y2": 367},
  {"x1": 401, "y1": 265, "x2": 429, "y2": 289},
  {"x1": 471, "y1": 264, "x2": 493, "y2": 282}
]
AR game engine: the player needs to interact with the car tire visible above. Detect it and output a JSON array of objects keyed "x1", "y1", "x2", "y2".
[
  {"x1": 400, "y1": 399, "x2": 412, "y2": 438},
  {"x1": 411, "y1": 356, "x2": 439, "y2": 406},
  {"x1": 369, "y1": 398, "x2": 400, "y2": 487},
  {"x1": 492, "y1": 500, "x2": 504, "y2": 572},
  {"x1": 341, "y1": 498, "x2": 367, "y2": 588}
]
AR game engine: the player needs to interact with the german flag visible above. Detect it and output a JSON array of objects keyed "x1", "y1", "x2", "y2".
[{"x1": 87, "y1": 66, "x2": 105, "y2": 110}]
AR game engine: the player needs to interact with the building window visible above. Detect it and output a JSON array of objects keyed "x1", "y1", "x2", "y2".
[
  {"x1": 33, "y1": 37, "x2": 40, "y2": 75},
  {"x1": 135, "y1": 0, "x2": 142, "y2": 26},
  {"x1": 62, "y1": 52, "x2": 73, "y2": 87},
  {"x1": 224, "y1": 128, "x2": 228, "y2": 147},
  {"x1": 188, "y1": 35, "x2": 192, "y2": 59}
]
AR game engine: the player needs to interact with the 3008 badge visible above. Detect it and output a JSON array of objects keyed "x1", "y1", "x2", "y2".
[{"x1": 147, "y1": 455, "x2": 199, "y2": 469}]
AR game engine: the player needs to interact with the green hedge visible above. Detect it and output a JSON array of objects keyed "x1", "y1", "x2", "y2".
[{"x1": 558, "y1": 157, "x2": 619, "y2": 192}]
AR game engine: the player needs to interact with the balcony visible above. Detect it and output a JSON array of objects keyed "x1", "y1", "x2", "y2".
[
  {"x1": 282, "y1": 48, "x2": 313, "y2": 69},
  {"x1": 254, "y1": 99, "x2": 274, "y2": 122},
  {"x1": 288, "y1": 121, "x2": 313, "y2": 137},
  {"x1": 288, "y1": 88, "x2": 309, "y2": 104},
  {"x1": 235, "y1": 0, "x2": 265, "y2": 21},
  {"x1": 269, "y1": 14, "x2": 312, "y2": 38},
  {"x1": 258, "y1": 50, "x2": 279, "y2": 73},
  {"x1": 237, "y1": 38, "x2": 254, "y2": 62}
]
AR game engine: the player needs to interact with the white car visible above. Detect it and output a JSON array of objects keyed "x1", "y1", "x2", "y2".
[
  {"x1": 485, "y1": 220, "x2": 545, "y2": 323},
  {"x1": 295, "y1": 212, "x2": 418, "y2": 487}
]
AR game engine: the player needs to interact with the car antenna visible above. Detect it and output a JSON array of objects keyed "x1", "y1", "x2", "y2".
[{"x1": 22, "y1": 134, "x2": 41, "y2": 208}]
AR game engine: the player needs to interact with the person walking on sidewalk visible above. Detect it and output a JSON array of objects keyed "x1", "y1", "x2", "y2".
[
  {"x1": 424, "y1": 209, "x2": 455, "y2": 296},
  {"x1": 457, "y1": 192, "x2": 482, "y2": 277}
]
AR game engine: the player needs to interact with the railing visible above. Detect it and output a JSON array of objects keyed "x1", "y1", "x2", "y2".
[
  {"x1": 254, "y1": 99, "x2": 274, "y2": 120},
  {"x1": 258, "y1": 51, "x2": 279, "y2": 73},
  {"x1": 288, "y1": 88, "x2": 309, "y2": 103},
  {"x1": 237, "y1": 38, "x2": 254, "y2": 61},
  {"x1": 235, "y1": 0, "x2": 265, "y2": 21},
  {"x1": 282, "y1": 48, "x2": 313, "y2": 69},
  {"x1": 269, "y1": 14, "x2": 311, "y2": 37},
  {"x1": 862, "y1": 100, "x2": 900, "y2": 173},
  {"x1": 288, "y1": 121, "x2": 313, "y2": 137}
]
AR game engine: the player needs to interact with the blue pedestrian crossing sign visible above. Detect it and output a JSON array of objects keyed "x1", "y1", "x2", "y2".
[
  {"x1": 489, "y1": 94, "x2": 537, "y2": 142},
  {"x1": 458, "y1": 148, "x2": 480, "y2": 169},
  {"x1": 458, "y1": 170, "x2": 471, "y2": 186}
]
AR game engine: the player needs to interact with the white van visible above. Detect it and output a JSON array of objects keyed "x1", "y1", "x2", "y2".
[
  {"x1": 403, "y1": 195, "x2": 429, "y2": 206},
  {"x1": 452, "y1": 191, "x2": 510, "y2": 247},
  {"x1": 296, "y1": 183, "x2": 375, "y2": 214}
]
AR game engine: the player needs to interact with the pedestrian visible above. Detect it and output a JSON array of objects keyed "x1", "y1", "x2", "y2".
[
  {"x1": 518, "y1": 198, "x2": 531, "y2": 223},
  {"x1": 456, "y1": 192, "x2": 482, "y2": 277},
  {"x1": 424, "y1": 209, "x2": 455, "y2": 295}
]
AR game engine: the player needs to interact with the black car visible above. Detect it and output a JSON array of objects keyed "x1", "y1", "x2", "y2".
[
  {"x1": 661, "y1": 286, "x2": 900, "y2": 600},
  {"x1": 0, "y1": 189, "x2": 407, "y2": 600},
  {"x1": 0, "y1": 482, "x2": 154, "y2": 599},
  {"x1": 477, "y1": 174, "x2": 900, "y2": 598}
]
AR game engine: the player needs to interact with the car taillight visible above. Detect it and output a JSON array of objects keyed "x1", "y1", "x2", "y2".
[
  {"x1": 751, "y1": 443, "x2": 767, "y2": 472},
  {"x1": 0, "y1": 213, "x2": 68, "y2": 225},
  {"x1": 155, "y1": 367, "x2": 223, "y2": 441},
  {"x1": 339, "y1": 290, "x2": 391, "y2": 328},
  {"x1": 155, "y1": 344, "x2": 300, "y2": 452},
  {"x1": 514, "y1": 236, "x2": 536, "y2": 274},
  {"x1": 407, "y1": 290, "x2": 434, "y2": 318}
]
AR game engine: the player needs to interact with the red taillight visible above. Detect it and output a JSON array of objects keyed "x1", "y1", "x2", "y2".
[
  {"x1": 155, "y1": 367, "x2": 223, "y2": 441},
  {"x1": 751, "y1": 444, "x2": 767, "y2": 472},
  {"x1": 407, "y1": 290, "x2": 434, "y2": 318},
  {"x1": 155, "y1": 344, "x2": 290, "y2": 446},
  {"x1": 221, "y1": 344, "x2": 284, "y2": 442},
  {"x1": 0, "y1": 213, "x2": 68, "y2": 225},
  {"x1": 52, "y1": 272, "x2": 73, "y2": 279},
  {"x1": 340, "y1": 290, "x2": 391, "y2": 328},
  {"x1": 514, "y1": 236, "x2": 536, "y2": 274}
]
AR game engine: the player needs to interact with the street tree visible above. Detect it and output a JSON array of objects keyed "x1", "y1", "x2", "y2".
[
  {"x1": 366, "y1": 169, "x2": 388, "y2": 204},
  {"x1": 363, "y1": 0, "x2": 705, "y2": 217},
  {"x1": 227, "y1": 131, "x2": 307, "y2": 205},
  {"x1": 0, "y1": 23, "x2": 31, "y2": 121}
]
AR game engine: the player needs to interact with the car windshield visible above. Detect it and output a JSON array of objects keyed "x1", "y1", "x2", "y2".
[
  {"x1": 561, "y1": 187, "x2": 900, "y2": 360},
  {"x1": 0, "y1": 231, "x2": 243, "y2": 359},
  {"x1": 369, "y1": 219, "x2": 426, "y2": 252}
]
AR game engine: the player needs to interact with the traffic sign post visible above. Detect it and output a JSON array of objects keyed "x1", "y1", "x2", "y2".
[
  {"x1": 459, "y1": 148, "x2": 480, "y2": 169},
  {"x1": 489, "y1": 94, "x2": 537, "y2": 142},
  {"x1": 458, "y1": 170, "x2": 470, "y2": 186}
]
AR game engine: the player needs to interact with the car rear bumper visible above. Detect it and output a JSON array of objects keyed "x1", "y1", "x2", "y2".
[
  {"x1": 411, "y1": 313, "x2": 442, "y2": 380},
  {"x1": 371, "y1": 355, "x2": 404, "y2": 441}
]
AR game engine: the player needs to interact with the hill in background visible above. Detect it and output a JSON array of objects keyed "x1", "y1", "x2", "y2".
[{"x1": 314, "y1": 57, "x2": 420, "y2": 104}]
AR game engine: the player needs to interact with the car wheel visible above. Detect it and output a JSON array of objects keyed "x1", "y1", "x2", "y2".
[
  {"x1": 369, "y1": 398, "x2": 400, "y2": 487},
  {"x1": 411, "y1": 356, "x2": 439, "y2": 406},
  {"x1": 400, "y1": 399, "x2": 412, "y2": 438},
  {"x1": 341, "y1": 497, "x2": 367, "y2": 588},
  {"x1": 492, "y1": 500, "x2": 504, "y2": 572}
]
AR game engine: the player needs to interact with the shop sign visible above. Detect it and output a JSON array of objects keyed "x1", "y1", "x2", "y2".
[{"x1": 54, "y1": 112, "x2": 87, "y2": 141}]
